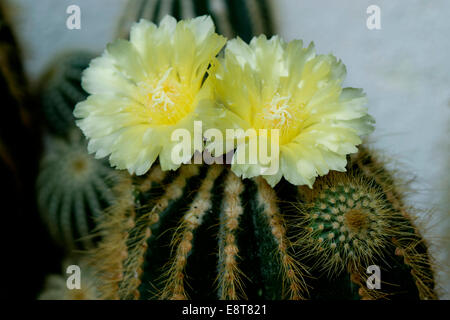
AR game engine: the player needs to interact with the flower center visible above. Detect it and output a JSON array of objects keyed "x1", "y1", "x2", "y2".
[
  {"x1": 255, "y1": 92, "x2": 305, "y2": 144},
  {"x1": 263, "y1": 94, "x2": 292, "y2": 127},
  {"x1": 148, "y1": 68, "x2": 177, "y2": 111},
  {"x1": 137, "y1": 68, "x2": 194, "y2": 126}
]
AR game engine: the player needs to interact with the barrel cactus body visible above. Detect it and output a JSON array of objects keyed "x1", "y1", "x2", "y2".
[
  {"x1": 37, "y1": 129, "x2": 118, "y2": 249},
  {"x1": 117, "y1": 0, "x2": 274, "y2": 40},
  {"x1": 87, "y1": 147, "x2": 436, "y2": 300},
  {"x1": 40, "y1": 52, "x2": 95, "y2": 135}
]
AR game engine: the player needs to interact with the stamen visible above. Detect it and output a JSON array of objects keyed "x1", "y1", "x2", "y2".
[
  {"x1": 138, "y1": 68, "x2": 182, "y2": 124},
  {"x1": 150, "y1": 68, "x2": 176, "y2": 111},
  {"x1": 263, "y1": 93, "x2": 292, "y2": 127}
]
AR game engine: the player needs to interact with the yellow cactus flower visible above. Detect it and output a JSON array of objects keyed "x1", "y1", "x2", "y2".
[
  {"x1": 210, "y1": 35, "x2": 374, "y2": 187},
  {"x1": 74, "y1": 16, "x2": 226, "y2": 174}
]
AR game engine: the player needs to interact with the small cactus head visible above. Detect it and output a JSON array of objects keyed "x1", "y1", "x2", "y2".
[
  {"x1": 40, "y1": 51, "x2": 95, "y2": 135},
  {"x1": 37, "y1": 129, "x2": 118, "y2": 249},
  {"x1": 295, "y1": 173, "x2": 398, "y2": 275}
]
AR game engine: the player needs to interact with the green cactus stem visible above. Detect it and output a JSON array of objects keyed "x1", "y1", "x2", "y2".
[
  {"x1": 117, "y1": 0, "x2": 274, "y2": 40},
  {"x1": 37, "y1": 129, "x2": 118, "y2": 249},
  {"x1": 40, "y1": 51, "x2": 95, "y2": 135},
  {"x1": 84, "y1": 147, "x2": 436, "y2": 300}
]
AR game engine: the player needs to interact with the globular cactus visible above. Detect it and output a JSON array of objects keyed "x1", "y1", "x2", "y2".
[
  {"x1": 37, "y1": 129, "x2": 118, "y2": 249},
  {"x1": 84, "y1": 147, "x2": 436, "y2": 300},
  {"x1": 40, "y1": 51, "x2": 95, "y2": 135},
  {"x1": 117, "y1": 0, "x2": 274, "y2": 40},
  {"x1": 294, "y1": 147, "x2": 437, "y2": 299}
]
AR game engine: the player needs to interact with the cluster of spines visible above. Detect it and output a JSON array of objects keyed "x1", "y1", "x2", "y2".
[
  {"x1": 253, "y1": 177, "x2": 308, "y2": 300},
  {"x1": 350, "y1": 147, "x2": 437, "y2": 299},
  {"x1": 89, "y1": 164, "x2": 200, "y2": 299},
  {"x1": 216, "y1": 170, "x2": 246, "y2": 300},
  {"x1": 160, "y1": 165, "x2": 224, "y2": 299},
  {"x1": 122, "y1": 165, "x2": 198, "y2": 299},
  {"x1": 86, "y1": 172, "x2": 135, "y2": 299}
]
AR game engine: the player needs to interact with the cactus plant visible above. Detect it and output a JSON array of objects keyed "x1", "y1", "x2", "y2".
[
  {"x1": 40, "y1": 51, "x2": 95, "y2": 135},
  {"x1": 84, "y1": 147, "x2": 436, "y2": 300},
  {"x1": 117, "y1": 0, "x2": 274, "y2": 40},
  {"x1": 294, "y1": 147, "x2": 437, "y2": 299},
  {"x1": 37, "y1": 129, "x2": 118, "y2": 249},
  {"x1": 35, "y1": 2, "x2": 439, "y2": 302}
]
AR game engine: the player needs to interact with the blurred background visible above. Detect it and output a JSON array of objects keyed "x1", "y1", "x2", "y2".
[{"x1": 1, "y1": 0, "x2": 448, "y2": 299}]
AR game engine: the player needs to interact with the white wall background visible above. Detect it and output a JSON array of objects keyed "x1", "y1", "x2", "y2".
[{"x1": 5, "y1": 0, "x2": 449, "y2": 298}]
